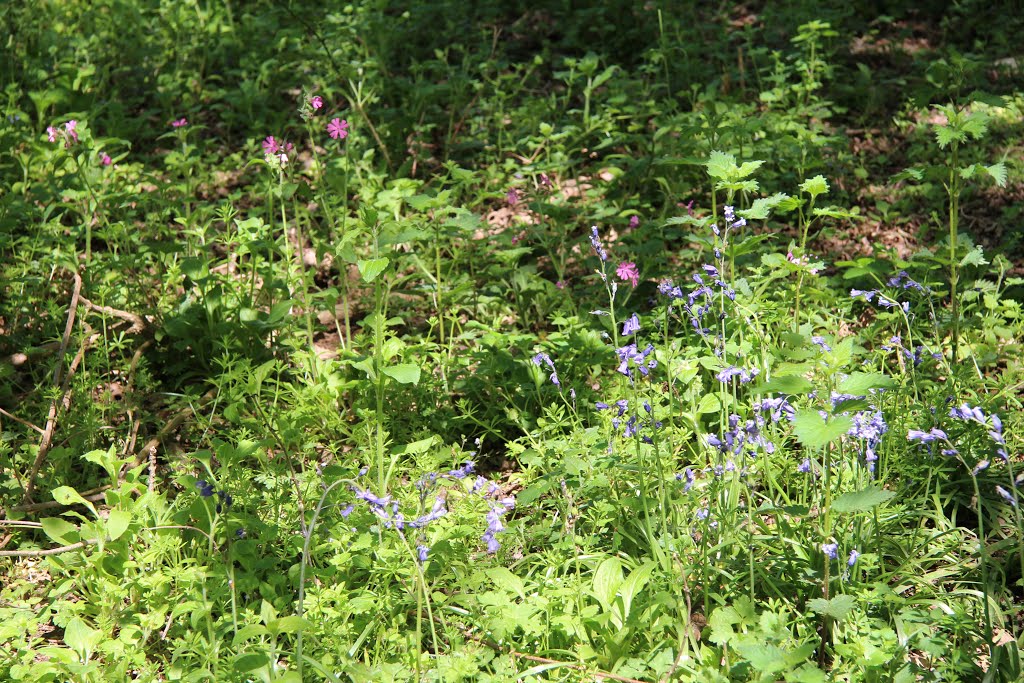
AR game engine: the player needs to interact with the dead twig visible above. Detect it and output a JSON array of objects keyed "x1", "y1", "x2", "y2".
[
  {"x1": 0, "y1": 537, "x2": 98, "y2": 558},
  {"x1": 78, "y1": 296, "x2": 146, "y2": 334}
]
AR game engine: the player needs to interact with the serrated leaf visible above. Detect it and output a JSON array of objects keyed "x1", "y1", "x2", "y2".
[
  {"x1": 738, "y1": 193, "x2": 790, "y2": 220},
  {"x1": 792, "y1": 411, "x2": 853, "y2": 451},
  {"x1": 807, "y1": 594, "x2": 857, "y2": 621},
  {"x1": 934, "y1": 124, "x2": 963, "y2": 149},
  {"x1": 733, "y1": 641, "x2": 788, "y2": 673},
  {"x1": 752, "y1": 375, "x2": 814, "y2": 395},
  {"x1": 487, "y1": 567, "x2": 526, "y2": 600},
  {"x1": 735, "y1": 160, "x2": 766, "y2": 178},
  {"x1": 105, "y1": 509, "x2": 131, "y2": 541},
  {"x1": 985, "y1": 162, "x2": 1007, "y2": 187},
  {"x1": 40, "y1": 517, "x2": 80, "y2": 545},
  {"x1": 799, "y1": 175, "x2": 829, "y2": 197},
  {"x1": 357, "y1": 257, "x2": 389, "y2": 283},
  {"x1": 891, "y1": 167, "x2": 924, "y2": 182},
  {"x1": 832, "y1": 486, "x2": 896, "y2": 513},
  {"x1": 706, "y1": 150, "x2": 736, "y2": 180},
  {"x1": 382, "y1": 363, "x2": 420, "y2": 385},
  {"x1": 960, "y1": 245, "x2": 988, "y2": 267},
  {"x1": 837, "y1": 372, "x2": 894, "y2": 395}
]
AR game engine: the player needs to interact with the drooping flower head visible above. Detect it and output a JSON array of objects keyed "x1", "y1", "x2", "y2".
[{"x1": 328, "y1": 117, "x2": 349, "y2": 140}]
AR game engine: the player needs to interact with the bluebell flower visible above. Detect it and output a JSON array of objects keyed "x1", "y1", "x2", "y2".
[
  {"x1": 996, "y1": 486, "x2": 1017, "y2": 505},
  {"x1": 822, "y1": 542, "x2": 838, "y2": 559},
  {"x1": 340, "y1": 504, "x2": 354, "y2": 518},
  {"x1": 532, "y1": 352, "x2": 560, "y2": 387},
  {"x1": 847, "y1": 549, "x2": 860, "y2": 566},
  {"x1": 716, "y1": 365, "x2": 759, "y2": 384},
  {"x1": 621, "y1": 313, "x2": 641, "y2": 337},
  {"x1": 676, "y1": 467, "x2": 695, "y2": 492},
  {"x1": 798, "y1": 458, "x2": 811, "y2": 473},
  {"x1": 417, "y1": 544, "x2": 430, "y2": 563},
  {"x1": 595, "y1": 401, "x2": 610, "y2": 410},
  {"x1": 589, "y1": 226, "x2": 608, "y2": 262},
  {"x1": 907, "y1": 428, "x2": 946, "y2": 444},
  {"x1": 811, "y1": 336, "x2": 832, "y2": 352},
  {"x1": 196, "y1": 480, "x2": 215, "y2": 498},
  {"x1": 850, "y1": 289, "x2": 877, "y2": 302}
]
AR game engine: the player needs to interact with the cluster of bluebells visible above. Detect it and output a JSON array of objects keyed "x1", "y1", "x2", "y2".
[
  {"x1": 716, "y1": 365, "x2": 759, "y2": 384},
  {"x1": 949, "y1": 402, "x2": 1008, "y2": 462},
  {"x1": 831, "y1": 392, "x2": 888, "y2": 473},
  {"x1": 707, "y1": 413, "x2": 776, "y2": 460},
  {"x1": 880, "y1": 335, "x2": 942, "y2": 367},
  {"x1": 660, "y1": 262, "x2": 735, "y2": 341},
  {"x1": 347, "y1": 461, "x2": 516, "y2": 559},
  {"x1": 596, "y1": 399, "x2": 663, "y2": 443},
  {"x1": 196, "y1": 479, "x2": 233, "y2": 514}
]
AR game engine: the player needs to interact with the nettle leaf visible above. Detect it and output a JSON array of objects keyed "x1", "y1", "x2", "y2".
[
  {"x1": 891, "y1": 167, "x2": 924, "y2": 183},
  {"x1": 706, "y1": 150, "x2": 737, "y2": 180},
  {"x1": 832, "y1": 486, "x2": 896, "y2": 514},
  {"x1": 960, "y1": 245, "x2": 988, "y2": 267},
  {"x1": 799, "y1": 175, "x2": 829, "y2": 197},
  {"x1": 736, "y1": 160, "x2": 766, "y2": 179},
  {"x1": 986, "y1": 162, "x2": 1007, "y2": 187},
  {"x1": 792, "y1": 411, "x2": 852, "y2": 451},
  {"x1": 357, "y1": 257, "x2": 389, "y2": 283},
  {"x1": 739, "y1": 193, "x2": 790, "y2": 220},
  {"x1": 807, "y1": 594, "x2": 857, "y2": 621},
  {"x1": 934, "y1": 125, "x2": 964, "y2": 149},
  {"x1": 752, "y1": 375, "x2": 815, "y2": 395},
  {"x1": 733, "y1": 641, "x2": 788, "y2": 674},
  {"x1": 837, "y1": 372, "x2": 894, "y2": 395}
]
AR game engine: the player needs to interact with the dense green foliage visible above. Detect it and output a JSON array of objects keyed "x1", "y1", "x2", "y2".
[{"x1": 2, "y1": 1, "x2": 1023, "y2": 681}]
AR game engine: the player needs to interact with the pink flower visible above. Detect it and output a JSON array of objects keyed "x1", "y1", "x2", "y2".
[
  {"x1": 310, "y1": 96, "x2": 323, "y2": 110},
  {"x1": 629, "y1": 215, "x2": 640, "y2": 228},
  {"x1": 327, "y1": 118, "x2": 348, "y2": 140},
  {"x1": 65, "y1": 120, "x2": 79, "y2": 142},
  {"x1": 47, "y1": 126, "x2": 57, "y2": 143},
  {"x1": 556, "y1": 280, "x2": 566, "y2": 289},
  {"x1": 100, "y1": 153, "x2": 112, "y2": 166},
  {"x1": 171, "y1": 117, "x2": 188, "y2": 128},
  {"x1": 616, "y1": 261, "x2": 640, "y2": 287},
  {"x1": 262, "y1": 136, "x2": 280, "y2": 154},
  {"x1": 506, "y1": 188, "x2": 520, "y2": 206}
]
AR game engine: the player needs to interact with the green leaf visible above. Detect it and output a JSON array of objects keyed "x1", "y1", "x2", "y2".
[
  {"x1": 959, "y1": 245, "x2": 988, "y2": 267},
  {"x1": 738, "y1": 193, "x2": 790, "y2": 220},
  {"x1": 985, "y1": 162, "x2": 1007, "y2": 187},
  {"x1": 891, "y1": 167, "x2": 924, "y2": 183},
  {"x1": 358, "y1": 257, "x2": 390, "y2": 283},
  {"x1": 382, "y1": 363, "x2": 420, "y2": 385},
  {"x1": 799, "y1": 175, "x2": 829, "y2": 197},
  {"x1": 832, "y1": 486, "x2": 896, "y2": 514},
  {"x1": 51, "y1": 486, "x2": 98, "y2": 516},
  {"x1": 40, "y1": 517, "x2": 80, "y2": 546},
  {"x1": 807, "y1": 594, "x2": 857, "y2": 621},
  {"x1": 270, "y1": 616, "x2": 309, "y2": 635},
  {"x1": 487, "y1": 567, "x2": 526, "y2": 600},
  {"x1": 934, "y1": 124, "x2": 964, "y2": 149},
  {"x1": 105, "y1": 509, "x2": 131, "y2": 541},
  {"x1": 63, "y1": 617, "x2": 102, "y2": 661},
  {"x1": 792, "y1": 411, "x2": 852, "y2": 451},
  {"x1": 734, "y1": 641, "x2": 788, "y2": 673},
  {"x1": 591, "y1": 557, "x2": 623, "y2": 613},
  {"x1": 752, "y1": 375, "x2": 814, "y2": 395},
  {"x1": 234, "y1": 652, "x2": 271, "y2": 673},
  {"x1": 837, "y1": 372, "x2": 895, "y2": 395},
  {"x1": 705, "y1": 150, "x2": 736, "y2": 180}
]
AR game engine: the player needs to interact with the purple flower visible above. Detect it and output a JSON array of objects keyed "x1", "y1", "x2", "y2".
[
  {"x1": 595, "y1": 401, "x2": 610, "y2": 410},
  {"x1": 629, "y1": 215, "x2": 640, "y2": 228},
  {"x1": 811, "y1": 336, "x2": 831, "y2": 352},
  {"x1": 716, "y1": 365, "x2": 759, "y2": 384},
  {"x1": 310, "y1": 95, "x2": 323, "y2": 110},
  {"x1": 996, "y1": 485, "x2": 1017, "y2": 505},
  {"x1": 340, "y1": 504, "x2": 354, "y2": 518},
  {"x1": 798, "y1": 458, "x2": 811, "y2": 473},
  {"x1": 196, "y1": 480, "x2": 215, "y2": 498},
  {"x1": 847, "y1": 549, "x2": 860, "y2": 566},
  {"x1": 417, "y1": 544, "x2": 429, "y2": 563},
  {"x1": 171, "y1": 117, "x2": 188, "y2": 128},
  {"x1": 262, "y1": 136, "x2": 281, "y2": 154},
  {"x1": 676, "y1": 468, "x2": 695, "y2": 492},
  {"x1": 506, "y1": 188, "x2": 521, "y2": 206},
  {"x1": 99, "y1": 152, "x2": 112, "y2": 166},
  {"x1": 621, "y1": 313, "x2": 641, "y2": 337},
  {"x1": 327, "y1": 118, "x2": 349, "y2": 140},
  {"x1": 589, "y1": 226, "x2": 608, "y2": 262},
  {"x1": 531, "y1": 352, "x2": 559, "y2": 387},
  {"x1": 850, "y1": 289, "x2": 877, "y2": 302},
  {"x1": 822, "y1": 542, "x2": 838, "y2": 559},
  {"x1": 907, "y1": 428, "x2": 946, "y2": 444},
  {"x1": 46, "y1": 126, "x2": 57, "y2": 142}
]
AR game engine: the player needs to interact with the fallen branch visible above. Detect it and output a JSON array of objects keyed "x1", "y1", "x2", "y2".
[
  {"x1": 0, "y1": 537, "x2": 98, "y2": 558},
  {"x1": 79, "y1": 296, "x2": 146, "y2": 334}
]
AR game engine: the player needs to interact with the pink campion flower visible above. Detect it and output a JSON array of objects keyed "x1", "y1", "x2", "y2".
[
  {"x1": 616, "y1": 261, "x2": 640, "y2": 287},
  {"x1": 46, "y1": 126, "x2": 57, "y2": 142},
  {"x1": 556, "y1": 280, "x2": 566, "y2": 289},
  {"x1": 278, "y1": 153, "x2": 289, "y2": 166},
  {"x1": 65, "y1": 120, "x2": 79, "y2": 142},
  {"x1": 327, "y1": 117, "x2": 348, "y2": 140},
  {"x1": 506, "y1": 188, "x2": 520, "y2": 206},
  {"x1": 310, "y1": 95, "x2": 323, "y2": 110},
  {"x1": 262, "y1": 136, "x2": 280, "y2": 154},
  {"x1": 629, "y1": 215, "x2": 640, "y2": 228},
  {"x1": 100, "y1": 153, "x2": 112, "y2": 166},
  {"x1": 171, "y1": 117, "x2": 188, "y2": 128}
]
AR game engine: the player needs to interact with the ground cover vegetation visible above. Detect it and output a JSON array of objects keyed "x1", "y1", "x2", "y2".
[{"x1": 2, "y1": 1, "x2": 1024, "y2": 680}]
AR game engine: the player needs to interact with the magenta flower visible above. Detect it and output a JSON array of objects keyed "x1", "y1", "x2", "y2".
[
  {"x1": 65, "y1": 120, "x2": 79, "y2": 143},
  {"x1": 310, "y1": 95, "x2": 323, "y2": 110},
  {"x1": 629, "y1": 215, "x2": 640, "y2": 228},
  {"x1": 327, "y1": 118, "x2": 348, "y2": 140},
  {"x1": 171, "y1": 117, "x2": 188, "y2": 128},
  {"x1": 46, "y1": 126, "x2": 57, "y2": 143},
  {"x1": 262, "y1": 136, "x2": 280, "y2": 154},
  {"x1": 506, "y1": 188, "x2": 520, "y2": 206},
  {"x1": 99, "y1": 153, "x2": 112, "y2": 166},
  {"x1": 616, "y1": 261, "x2": 640, "y2": 287}
]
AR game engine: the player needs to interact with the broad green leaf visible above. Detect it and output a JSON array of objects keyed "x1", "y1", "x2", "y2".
[
  {"x1": 697, "y1": 393, "x2": 720, "y2": 414},
  {"x1": 487, "y1": 567, "x2": 526, "y2": 600},
  {"x1": 64, "y1": 617, "x2": 101, "y2": 661},
  {"x1": 837, "y1": 372, "x2": 894, "y2": 395},
  {"x1": 832, "y1": 486, "x2": 896, "y2": 514},
  {"x1": 959, "y1": 245, "x2": 988, "y2": 267},
  {"x1": 738, "y1": 193, "x2": 790, "y2": 220},
  {"x1": 591, "y1": 557, "x2": 623, "y2": 613},
  {"x1": 792, "y1": 411, "x2": 853, "y2": 451},
  {"x1": 618, "y1": 561, "x2": 655, "y2": 621},
  {"x1": 752, "y1": 375, "x2": 814, "y2": 395},
  {"x1": 891, "y1": 167, "x2": 924, "y2": 182},
  {"x1": 734, "y1": 641, "x2": 788, "y2": 673},
  {"x1": 269, "y1": 616, "x2": 309, "y2": 636},
  {"x1": 391, "y1": 436, "x2": 437, "y2": 456},
  {"x1": 799, "y1": 175, "x2": 829, "y2": 197},
  {"x1": 105, "y1": 509, "x2": 131, "y2": 541},
  {"x1": 358, "y1": 257, "x2": 389, "y2": 283},
  {"x1": 934, "y1": 124, "x2": 963, "y2": 149},
  {"x1": 382, "y1": 363, "x2": 420, "y2": 385},
  {"x1": 51, "y1": 486, "x2": 98, "y2": 516},
  {"x1": 234, "y1": 653, "x2": 271, "y2": 673},
  {"x1": 706, "y1": 150, "x2": 736, "y2": 180},
  {"x1": 40, "y1": 517, "x2": 79, "y2": 546},
  {"x1": 808, "y1": 594, "x2": 857, "y2": 621},
  {"x1": 735, "y1": 160, "x2": 765, "y2": 178}
]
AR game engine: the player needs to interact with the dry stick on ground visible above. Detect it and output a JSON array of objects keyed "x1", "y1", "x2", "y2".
[
  {"x1": 21, "y1": 269, "x2": 85, "y2": 504},
  {"x1": 0, "y1": 538, "x2": 99, "y2": 558}
]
